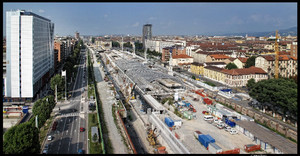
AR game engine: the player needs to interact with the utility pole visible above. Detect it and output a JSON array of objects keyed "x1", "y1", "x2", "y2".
[
  {"x1": 55, "y1": 84, "x2": 57, "y2": 103},
  {"x1": 35, "y1": 115, "x2": 38, "y2": 128}
]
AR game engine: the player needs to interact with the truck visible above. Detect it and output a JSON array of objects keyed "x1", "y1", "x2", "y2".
[
  {"x1": 198, "y1": 134, "x2": 215, "y2": 149},
  {"x1": 208, "y1": 142, "x2": 222, "y2": 154},
  {"x1": 194, "y1": 131, "x2": 202, "y2": 139},
  {"x1": 225, "y1": 118, "x2": 236, "y2": 127}
]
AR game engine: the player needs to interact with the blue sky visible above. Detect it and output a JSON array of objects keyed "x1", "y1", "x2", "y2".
[{"x1": 3, "y1": 2, "x2": 297, "y2": 36}]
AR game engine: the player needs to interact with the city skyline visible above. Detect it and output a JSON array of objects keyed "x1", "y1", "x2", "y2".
[{"x1": 3, "y1": 2, "x2": 297, "y2": 36}]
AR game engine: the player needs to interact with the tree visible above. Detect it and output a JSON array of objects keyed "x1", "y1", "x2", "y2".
[
  {"x1": 93, "y1": 133, "x2": 98, "y2": 142},
  {"x1": 50, "y1": 74, "x2": 65, "y2": 92},
  {"x1": 246, "y1": 78, "x2": 256, "y2": 90},
  {"x1": 3, "y1": 122, "x2": 40, "y2": 154},
  {"x1": 225, "y1": 62, "x2": 238, "y2": 70},
  {"x1": 245, "y1": 56, "x2": 256, "y2": 68},
  {"x1": 249, "y1": 78, "x2": 297, "y2": 117},
  {"x1": 112, "y1": 41, "x2": 120, "y2": 47},
  {"x1": 123, "y1": 42, "x2": 132, "y2": 48}
]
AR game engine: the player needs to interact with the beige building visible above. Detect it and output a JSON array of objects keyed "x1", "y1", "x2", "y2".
[
  {"x1": 172, "y1": 54, "x2": 193, "y2": 70},
  {"x1": 222, "y1": 66, "x2": 268, "y2": 87},
  {"x1": 203, "y1": 66, "x2": 268, "y2": 87},
  {"x1": 255, "y1": 55, "x2": 298, "y2": 79},
  {"x1": 233, "y1": 57, "x2": 248, "y2": 69}
]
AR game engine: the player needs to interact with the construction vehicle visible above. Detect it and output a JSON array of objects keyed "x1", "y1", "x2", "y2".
[
  {"x1": 154, "y1": 146, "x2": 168, "y2": 154},
  {"x1": 147, "y1": 127, "x2": 161, "y2": 147}
]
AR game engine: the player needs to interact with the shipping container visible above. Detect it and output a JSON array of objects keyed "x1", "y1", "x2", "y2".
[
  {"x1": 165, "y1": 117, "x2": 174, "y2": 127},
  {"x1": 208, "y1": 142, "x2": 222, "y2": 154},
  {"x1": 244, "y1": 144, "x2": 261, "y2": 152},
  {"x1": 225, "y1": 118, "x2": 236, "y2": 127},
  {"x1": 194, "y1": 131, "x2": 202, "y2": 139}
]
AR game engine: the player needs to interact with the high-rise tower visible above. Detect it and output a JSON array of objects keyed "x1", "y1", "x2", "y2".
[
  {"x1": 5, "y1": 10, "x2": 54, "y2": 101},
  {"x1": 142, "y1": 24, "x2": 152, "y2": 49}
]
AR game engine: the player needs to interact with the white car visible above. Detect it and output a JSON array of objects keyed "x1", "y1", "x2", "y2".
[
  {"x1": 47, "y1": 135, "x2": 53, "y2": 141},
  {"x1": 230, "y1": 128, "x2": 238, "y2": 135},
  {"x1": 225, "y1": 126, "x2": 231, "y2": 132}
]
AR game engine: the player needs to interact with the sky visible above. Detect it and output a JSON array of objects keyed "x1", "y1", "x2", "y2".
[{"x1": 3, "y1": 2, "x2": 297, "y2": 36}]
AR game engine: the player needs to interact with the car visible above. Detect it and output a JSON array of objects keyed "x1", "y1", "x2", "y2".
[
  {"x1": 202, "y1": 111, "x2": 209, "y2": 115},
  {"x1": 44, "y1": 144, "x2": 49, "y2": 150},
  {"x1": 216, "y1": 123, "x2": 225, "y2": 129},
  {"x1": 80, "y1": 127, "x2": 85, "y2": 132},
  {"x1": 47, "y1": 136, "x2": 53, "y2": 141},
  {"x1": 42, "y1": 149, "x2": 48, "y2": 154},
  {"x1": 78, "y1": 149, "x2": 83, "y2": 154},
  {"x1": 230, "y1": 128, "x2": 238, "y2": 135},
  {"x1": 225, "y1": 127, "x2": 231, "y2": 132}
]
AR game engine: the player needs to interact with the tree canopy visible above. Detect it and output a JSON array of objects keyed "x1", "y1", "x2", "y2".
[
  {"x1": 246, "y1": 78, "x2": 256, "y2": 90},
  {"x1": 225, "y1": 62, "x2": 238, "y2": 70},
  {"x1": 50, "y1": 74, "x2": 65, "y2": 92},
  {"x1": 249, "y1": 78, "x2": 297, "y2": 117},
  {"x1": 245, "y1": 56, "x2": 256, "y2": 68},
  {"x1": 3, "y1": 122, "x2": 40, "y2": 154},
  {"x1": 112, "y1": 41, "x2": 120, "y2": 47}
]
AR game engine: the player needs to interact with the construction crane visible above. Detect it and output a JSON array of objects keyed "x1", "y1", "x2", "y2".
[{"x1": 275, "y1": 30, "x2": 279, "y2": 79}]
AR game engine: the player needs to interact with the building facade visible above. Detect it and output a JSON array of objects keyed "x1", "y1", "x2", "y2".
[
  {"x1": 190, "y1": 62, "x2": 204, "y2": 75},
  {"x1": 5, "y1": 10, "x2": 54, "y2": 100},
  {"x1": 290, "y1": 40, "x2": 297, "y2": 59},
  {"x1": 255, "y1": 55, "x2": 298, "y2": 79}
]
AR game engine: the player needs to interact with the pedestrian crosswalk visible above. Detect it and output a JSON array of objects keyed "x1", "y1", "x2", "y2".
[{"x1": 58, "y1": 113, "x2": 79, "y2": 117}]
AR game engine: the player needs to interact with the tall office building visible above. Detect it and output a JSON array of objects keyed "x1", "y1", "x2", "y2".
[
  {"x1": 142, "y1": 24, "x2": 152, "y2": 49},
  {"x1": 5, "y1": 10, "x2": 54, "y2": 101}
]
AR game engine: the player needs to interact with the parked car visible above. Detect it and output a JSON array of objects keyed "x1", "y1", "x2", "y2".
[
  {"x1": 47, "y1": 135, "x2": 53, "y2": 141},
  {"x1": 202, "y1": 111, "x2": 210, "y2": 115},
  {"x1": 80, "y1": 127, "x2": 85, "y2": 132},
  {"x1": 42, "y1": 149, "x2": 48, "y2": 154},
  {"x1": 225, "y1": 126, "x2": 231, "y2": 132},
  {"x1": 78, "y1": 149, "x2": 83, "y2": 154},
  {"x1": 230, "y1": 128, "x2": 238, "y2": 135},
  {"x1": 216, "y1": 123, "x2": 225, "y2": 129}
]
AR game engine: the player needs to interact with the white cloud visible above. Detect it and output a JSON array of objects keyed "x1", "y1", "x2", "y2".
[
  {"x1": 104, "y1": 14, "x2": 108, "y2": 18},
  {"x1": 132, "y1": 22, "x2": 139, "y2": 27},
  {"x1": 148, "y1": 17, "x2": 156, "y2": 20},
  {"x1": 38, "y1": 9, "x2": 45, "y2": 13}
]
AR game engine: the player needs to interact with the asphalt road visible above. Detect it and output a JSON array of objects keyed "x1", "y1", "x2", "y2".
[{"x1": 43, "y1": 49, "x2": 88, "y2": 154}]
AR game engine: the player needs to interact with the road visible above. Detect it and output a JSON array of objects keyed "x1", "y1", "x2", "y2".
[{"x1": 42, "y1": 48, "x2": 88, "y2": 154}]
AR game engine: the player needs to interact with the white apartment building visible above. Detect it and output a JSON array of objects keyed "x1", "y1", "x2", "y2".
[
  {"x1": 186, "y1": 45, "x2": 199, "y2": 56},
  {"x1": 145, "y1": 39, "x2": 185, "y2": 53},
  {"x1": 5, "y1": 10, "x2": 54, "y2": 100}
]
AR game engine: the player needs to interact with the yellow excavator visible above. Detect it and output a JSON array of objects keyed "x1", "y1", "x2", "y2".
[{"x1": 147, "y1": 127, "x2": 162, "y2": 147}]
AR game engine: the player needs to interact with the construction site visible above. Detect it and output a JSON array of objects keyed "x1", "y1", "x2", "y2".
[{"x1": 94, "y1": 46, "x2": 297, "y2": 154}]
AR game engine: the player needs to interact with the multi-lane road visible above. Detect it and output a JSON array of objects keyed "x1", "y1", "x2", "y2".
[{"x1": 42, "y1": 48, "x2": 88, "y2": 154}]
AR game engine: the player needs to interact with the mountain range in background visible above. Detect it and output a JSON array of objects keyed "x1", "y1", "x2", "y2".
[{"x1": 220, "y1": 26, "x2": 297, "y2": 37}]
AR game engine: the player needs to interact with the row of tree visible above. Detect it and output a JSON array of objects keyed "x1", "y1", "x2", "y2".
[
  {"x1": 3, "y1": 95, "x2": 56, "y2": 154},
  {"x1": 63, "y1": 39, "x2": 83, "y2": 82},
  {"x1": 247, "y1": 78, "x2": 297, "y2": 119}
]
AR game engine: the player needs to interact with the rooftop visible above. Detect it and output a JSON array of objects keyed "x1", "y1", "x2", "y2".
[
  {"x1": 221, "y1": 66, "x2": 267, "y2": 75},
  {"x1": 209, "y1": 54, "x2": 230, "y2": 59},
  {"x1": 173, "y1": 54, "x2": 193, "y2": 59},
  {"x1": 235, "y1": 120, "x2": 297, "y2": 154}
]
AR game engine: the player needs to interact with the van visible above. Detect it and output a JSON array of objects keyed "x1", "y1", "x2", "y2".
[{"x1": 204, "y1": 115, "x2": 214, "y2": 121}]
